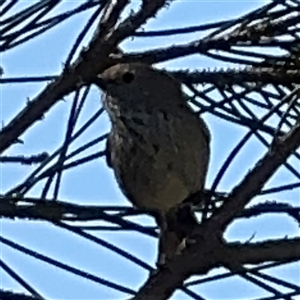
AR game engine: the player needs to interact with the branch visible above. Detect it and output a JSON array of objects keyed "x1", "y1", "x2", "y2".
[
  {"x1": 209, "y1": 121, "x2": 300, "y2": 231},
  {"x1": 0, "y1": 197, "x2": 156, "y2": 237},
  {"x1": 0, "y1": 153, "x2": 48, "y2": 165},
  {"x1": 133, "y1": 236, "x2": 300, "y2": 300},
  {"x1": 222, "y1": 238, "x2": 300, "y2": 267},
  {"x1": 172, "y1": 67, "x2": 300, "y2": 86},
  {"x1": 0, "y1": 0, "x2": 171, "y2": 154},
  {"x1": 240, "y1": 202, "x2": 300, "y2": 224},
  {"x1": 0, "y1": 290, "x2": 42, "y2": 300},
  {"x1": 114, "y1": 1, "x2": 299, "y2": 65}
]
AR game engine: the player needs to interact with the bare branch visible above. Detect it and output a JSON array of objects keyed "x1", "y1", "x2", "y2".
[
  {"x1": 133, "y1": 236, "x2": 300, "y2": 299},
  {"x1": 0, "y1": 153, "x2": 49, "y2": 165},
  {"x1": 172, "y1": 67, "x2": 300, "y2": 86},
  {"x1": 222, "y1": 238, "x2": 300, "y2": 267},
  {"x1": 0, "y1": 290, "x2": 42, "y2": 300},
  {"x1": 0, "y1": 0, "x2": 171, "y2": 154},
  {"x1": 114, "y1": 2, "x2": 299, "y2": 65},
  {"x1": 239, "y1": 202, "x2": 300, "y2": 224},
  {"x1": 0, "y1": 197, "x2": 156, "y2": 237},
  {"x1": 209, "y1": 120, "x2": 300, "y2": 232}
]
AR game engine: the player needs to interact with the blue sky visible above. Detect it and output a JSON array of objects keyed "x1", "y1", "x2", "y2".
[{"x1": 1, "y1": 1, "x2": 299, "y2": 299}]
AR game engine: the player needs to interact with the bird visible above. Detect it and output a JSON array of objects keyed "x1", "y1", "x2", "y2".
[{"x1": 95, "y1": 62, "x2": 210, "y2": 265}]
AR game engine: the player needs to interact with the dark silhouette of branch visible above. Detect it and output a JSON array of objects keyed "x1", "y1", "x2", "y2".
[
  {"x1": 0, "y1": 153, "x2": 48, "y2": 165},
  {"x1": 2, "y1": 196, "x2": 299, "y2": 225},
  {"x1": 0, "y1": 196, "x2": 156, "y2": 237},
  {"x1": 173, "y1": 67, "x2": 300, "y2": 86},
  {"x1": 3, "y1": 66, "x2": 300, "y2": 87},
  {"x1": 132, "y1": 237, "x2": 300, "y2": 300},
  {"x1": 222, "y1": 238, "x2": 300, "y2": 267},
  {"x1": 0, "y1": 235, "x2": 136, "y2": 296},
  {"x1": 209, "y1": 120, "x2": 300, "y2": 232},
  {"x1": 0, "y1": 0, "x2": 170, "y2": 154},
  {"x1": 0, "y1": 290, "x2": 43, "y2": 300},
  {"x1": 0, "y1": 1, "x2": 103, "y2": 52},
  {"x1": 0, "y1": 260, "x2": 45, "y2": 300},
  {"x1": 0, "y1": 76, "x2": 57, "y2": 83},
  {"x1": 114, "y1": 1, "x2": 299, "y2": 66},
  {"x1": 240, "y1": 202, "x2": 300, "y2": 223}
]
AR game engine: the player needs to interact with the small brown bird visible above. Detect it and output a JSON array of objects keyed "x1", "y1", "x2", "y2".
[{"x1": 96, "y1": 63, "x2": 210, "y2": 264}]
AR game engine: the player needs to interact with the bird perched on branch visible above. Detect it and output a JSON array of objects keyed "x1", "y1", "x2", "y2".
[{"x1": 95, "y1": 63, "x2": 210, "y2": 265}]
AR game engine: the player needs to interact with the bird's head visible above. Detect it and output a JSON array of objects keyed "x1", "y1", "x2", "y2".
[{"x1": 96, "y1": 63, "x2": 183, "y2": 112}]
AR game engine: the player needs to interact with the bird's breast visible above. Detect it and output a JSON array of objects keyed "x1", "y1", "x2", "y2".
[{"x1": 107, "y1": 110, "x2": 209, "y2": 212}]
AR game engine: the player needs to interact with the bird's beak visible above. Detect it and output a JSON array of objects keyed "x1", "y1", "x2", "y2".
[{"x1": 94, "y1": 75, "x2": 107, "y2": 90}]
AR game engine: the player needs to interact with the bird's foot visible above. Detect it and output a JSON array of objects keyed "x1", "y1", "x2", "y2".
[
  {"x1": 175, "y1": 236, "x2": 197, "y2": 255},
  {"x1": 156, "y1": 252, "x2": 167, "y2": 267}
]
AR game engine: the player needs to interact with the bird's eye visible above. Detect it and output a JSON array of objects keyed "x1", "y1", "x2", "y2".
[{"x1": 122, "y1": 72, "x2": 134, "y2": 84}]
